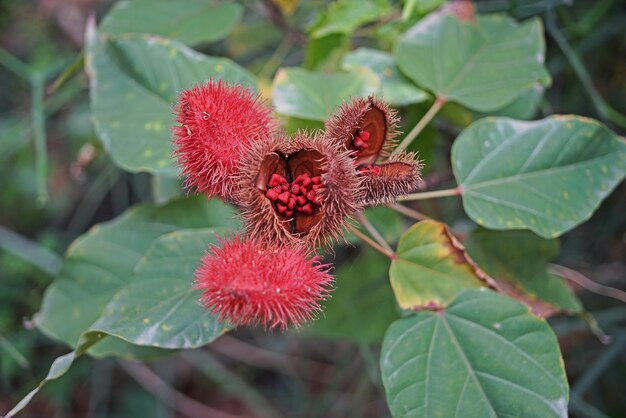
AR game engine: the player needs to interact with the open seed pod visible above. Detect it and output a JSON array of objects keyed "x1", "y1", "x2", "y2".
[
  {"x1": 324, "y1": 95, "x2": 399, "y2": 162},
  {"x1": 324, "y1": 95, "x2": 422, "y2": 205},
  {"x1": 235, "y1": 131, "x2": 362, "y2": 249}
]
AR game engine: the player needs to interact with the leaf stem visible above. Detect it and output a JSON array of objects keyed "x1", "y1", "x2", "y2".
[
  {"x1": 550, "y1": 264, "x2": 626, "y2": 304},
  {"x1": 31, "y1": 72, "x2": 48, "y2": 205},
  {"x1": 388, "y1": 203, "x2": 429, "y2": 221},
  {"x1": 397, "y1": 187, "x2": 461, "y2": 201},
  {"x1": 355, "y1": 211, "x2": 394, "y2": 254},
  {"x1": 393, "y1": 95, "x2": 446, "y2": 154},
  {"x1": 546, "y1": 11, "x2": 626, "y2": 128},
  {"x1": 0, "y1": 225, "x2": 62, "y2": 275},
  {"x1": 258, "y1": 37, "x2": 292, "y2": 80},
  {"x1": 346, "y1": 224, "x2": 396, "y2": 260}
]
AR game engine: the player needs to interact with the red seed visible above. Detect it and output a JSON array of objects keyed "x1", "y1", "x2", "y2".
[
  {"x1": 300, "y1": 176, "x2": 311, "y2": 187},
  {"x1": 287, "y1": 197, "x2": 296, "y2": 210},
  {"x1": 290, "y1": 184, "x2": 300, "y2": 194},
  {"x1": 285, "y1": 210, "x2": 294, "y2": 217},
  {"x1": 265, "y1": 188, "x2": 279, "y2": 200},
  {"x1": 269, "y1": 173, "x2": 286, "y2": 187},
  {"x1": 359, "y1": 130, "x2": 370, "y2": 142},
  {"x1": 312, "y1": 184, "x2": 324, "y2": 191},
  {"x1": 278, "y1": 192, "x2": 290, "y2": 204},
  {"x1": 300, "y1": 203, "x2": 313, "y2": 215},
  {"x1": 310, "y1": 176, "x2": 321, "y2": 184},
  {"x1": 306, "y1": 190, "x2": 316, "y2": 201},
  {"x1": 296, "y1": 196, "x2": 307, "y2": 206},
  {"x1": 276, "y1": 203, "x2": 287, "y2": 214},
  {"x1": 354, "y1": 138, "x2": 367, "y2": 149},
  {"x1": 312, "y1": 195, "x2": 324, "y2": 205}
]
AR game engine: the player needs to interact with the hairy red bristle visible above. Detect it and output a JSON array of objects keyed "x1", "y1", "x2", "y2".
[
  {"x1": 172, "y1": 80, "x2": 278, "y2": 200},
  {"x1": 195, "y1": 235, "x2": 334, "y2": 331}
]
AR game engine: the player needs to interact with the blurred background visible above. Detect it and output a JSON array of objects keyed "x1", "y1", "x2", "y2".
[{"x1": 0, "y1": 0, "x2": 625, "y2": 417}]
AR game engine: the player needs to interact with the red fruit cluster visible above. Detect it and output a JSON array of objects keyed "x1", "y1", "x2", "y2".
[
  {"x1": 173, "y1": 80, "x2": 422, "y2": 331},
  {"x1": 195, "y1": 236, "x2": 333, "y2": 331},
  {"x1": 264, "y1": 173, "x2": 324, "y2": 218}
]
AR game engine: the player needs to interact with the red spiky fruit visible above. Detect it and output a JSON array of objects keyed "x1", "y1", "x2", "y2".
[
  {"x1": 195, "y1": 235, "x2": 334, "y2": 331},
  {"x1": 173, "y1": 80, "x2": 278, "y2": 200}
]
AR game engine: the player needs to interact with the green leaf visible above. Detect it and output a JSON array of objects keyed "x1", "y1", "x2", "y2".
[
  {"x1": 4, "y1": 332, "x2": 106, "y2": 418},
  {"x1": 465, "y1": 228, "x2": 582, "y2": 316},
  {"x1": 310, "y1": 0, "x2": 392, "y2": 38},
  {"x1": 395, "y1": 11, "x2": 551, "y2": 111},
  {"x1": 381, "y1": 289, "x2": 569, "y2": 418},
  {"x1": 342, "y1": 48, "x2": 429, "y2": 106},
  {"x1": 90, "y1": 229, "x2": 229, "y2": 349},
  {"x1": 100, "y1": 0, "x2": 243, "y2": 45},
  {"x1": 86, "y1": 23, "x2": 256, "y2": 176},
  {"x1": 389, "y1": 220, "x2": 489, "y2": 310},
  {"x1": 453, "y1": 115, "x2": 626, "y2": 238},
  {"x1": 34, "y1": 196, "x2": 237, "y2": 357},
  {"x1": 272, "y1": 67, "x2": 379, "y2": 121},
  {"x1": 309, "y1": 248, "x2": 397, "y2": 342},
  {"x1": 481, "y1": 84, "x2": 544, "y2": 120}
]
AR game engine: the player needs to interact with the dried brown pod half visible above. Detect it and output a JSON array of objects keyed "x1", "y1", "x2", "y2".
[
  {"x1": 358, "y1": 152, "x2": 423, "y2": 206},
  {"x1": 324, "y1": 95, "x2": 422, "y2": 205},
  {"x1": 235, "y1": 131, "x2": 362, "y2": 249},
  {"x1": 324, "y1": 96, "x2": 400, "y2": 164}
]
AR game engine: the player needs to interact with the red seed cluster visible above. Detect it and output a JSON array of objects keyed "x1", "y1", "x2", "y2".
[
  {"x1": 352, "y1": 128, "x2": 371, "y2": 151},
  {"x1": 264, "y1": 173, "x2": 324, "y2": 218}
]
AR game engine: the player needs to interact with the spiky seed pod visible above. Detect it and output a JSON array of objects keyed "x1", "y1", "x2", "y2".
[
  {"x1": 323, "y1": 95, "x2": 400, "y2": 165},
  {"x1": 195, "y1": 235, "x2": 334, "y2": 331},
  {"x1": 235, "y1": 131, "x2": 362, "y2": 249},
  {"x1": 358, "y1": 152, "x2": 423, "y2": 206},
  {"x1": 172, "y1": 80, "x2": 279, "y2": 200}
]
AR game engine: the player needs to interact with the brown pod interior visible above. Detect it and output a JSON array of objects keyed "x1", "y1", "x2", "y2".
[
  {"x1": 377, "y1": 161, "x2": 413, "y2": 177},
  {"x1": 255, "y1": 149, "x2": 327, "y2": 235},
  {"x1": 350, "y1": 105, "x2": 387, "y2": 166}
]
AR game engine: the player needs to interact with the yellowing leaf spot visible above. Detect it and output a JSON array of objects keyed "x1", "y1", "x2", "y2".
[
  {"x1": 601, "y1": 165, "x2": 608, "y2": 174},
  {"x1": 126, "y1": 92, "x2": 135, "y2": 100},
  {"x1": 72, "y1": 307, "x2": 80, "y2": 318},
  {"x1": 215, "y1": 63, "x2": 224, "y2": 72},
  {"x1": 143, "y1": 318, "x2": 150, "y2": 324},
  {"x1": 563, "y1": 191, "x2": 569, "y2": 199},
  {"x1": 158, "y1": 160, "x2": 168, "y2": 167},
  {"x1": 158, "y1": 81, "x2": 168, "y2": 92},
  {"x1": 144, "y1": 120, "x2": 164, "y2": 132},
  {"x1": 169, "y1": 48, "x2": 178, "y2": 58},
  {"x1": 161, "y1": 324, "x2": 172, "y2": 332},
  {"x1": 143, "y1": 149, "x2": 153, "y2": 157}
]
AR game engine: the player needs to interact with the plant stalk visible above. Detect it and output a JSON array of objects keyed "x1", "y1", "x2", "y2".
[{"x1": 393, "y1": 95, "x2": 446, "y2": 154}]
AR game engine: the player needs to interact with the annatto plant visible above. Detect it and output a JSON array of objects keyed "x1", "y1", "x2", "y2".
[{"x1": 4, "y1": 1, "x2": 626, "y2": 417}]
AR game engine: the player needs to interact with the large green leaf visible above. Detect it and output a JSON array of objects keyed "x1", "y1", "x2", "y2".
[
  {"x1": 91, "y1": 229, "x2": 229, "y2": 349},
  {"x1": 342, "y1": 48, "x2": 429, "y2": 106},
  {"x1": 465, "y1": 229, "x2": 582, "y2": 317},
  {"x1": 389, "y1": 220, "x2": 489, "y2": 310},
  {"x1": 34, "y1": 196, "x2": 237, "y2": 356},
  {"x1": 86, "y1": 23, "x2": 256, "y2": 176},
  {"x1": 453, "y1": 116, "x2": 626, "y2": 238},
  {"x1": 395, "y1": 11, "x2": 550, "y2": 111},
  {"x1": 272, "y1": 67, "x2": 379, "y2": 121},
  {"x1": 100, "y1": 0, "x2": 243, "y2": 45},
  {"x1": 309, "y1": 248, "x2": 397, "y2": 342},
  {"x1": 381, "y1": 289, "x2": 569, "y2": 418},
  {"x1": 310, "y1": 0, "x2": 392, "y2": 38}
]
